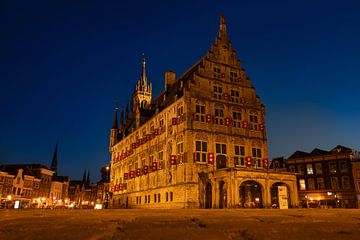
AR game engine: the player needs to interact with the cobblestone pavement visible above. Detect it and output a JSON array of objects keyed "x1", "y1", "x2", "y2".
[{"x1": 0, "y1": 209, "x2": 360, "y2": 240}]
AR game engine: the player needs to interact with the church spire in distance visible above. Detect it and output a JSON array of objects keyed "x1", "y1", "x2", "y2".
[
  {"x1": 50, "y1": 143, "x2": 58, "y2": 175},
  {"x1": 112, "y1": 103, "x2": 119, "y2": 129}
]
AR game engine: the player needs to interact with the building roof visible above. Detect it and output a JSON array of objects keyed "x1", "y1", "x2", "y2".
[
  {"x1": 288, "y1": 151, "x2": 310, "y2": 159},
  {"x1": 0, "y1": 164, "x2": 52, "y2": 177},
  {"x1": 309, "y1": 148, "x2": 330, "y2": 156}
]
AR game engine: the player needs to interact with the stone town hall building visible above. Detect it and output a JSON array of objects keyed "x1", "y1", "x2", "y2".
[{"x1": 109, "y1": 15, "x2": 298, "y2": 209}]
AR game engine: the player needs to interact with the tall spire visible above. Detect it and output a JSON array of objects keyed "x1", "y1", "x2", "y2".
[
  {"x1": 140, "y1": 54, "x2": 147, "y2": 90},
  {"x1": 82, "y1": 169, "x2": 86, "y2": 184},
  {"x1": 86, "y1": 170, "x2": 90, "y2": 186},
  {"x1": 50, "y1": 143, "x2": 58, "y2": 175},
  {"x1": 120, "y1": 105, "x2": 124, "y2": 127},
  {"x1": 112, "y1": 103, "x2": 119, "y2": 129},
  {"x1": 219, "y1": 14, "x2": 228, "y2": 40}
]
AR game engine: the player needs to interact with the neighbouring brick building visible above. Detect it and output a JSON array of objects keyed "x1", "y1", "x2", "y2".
[
  {"x1": 271, "y1": 145, "x2": 360, "y2": 208},
  {"x1": 108, "y1": 15, "x2": 298, "y2": 209}
]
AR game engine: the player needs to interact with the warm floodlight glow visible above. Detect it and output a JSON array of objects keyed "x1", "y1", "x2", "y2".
[{"x1": 7, "y1": 195, "x2": 12, "y2": 200}]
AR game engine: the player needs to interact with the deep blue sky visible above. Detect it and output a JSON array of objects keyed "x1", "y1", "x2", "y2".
[{"x1": 1, "y1": 0, "x2": 360, "y2": 182}]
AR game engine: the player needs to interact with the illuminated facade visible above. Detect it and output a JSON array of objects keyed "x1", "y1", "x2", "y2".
[
  {"x1": 109, "y1": 15, "x2": 298, "y2": 209},
  {"x1": 278, "y1": 145, "x2": 360, "y2": 208}
]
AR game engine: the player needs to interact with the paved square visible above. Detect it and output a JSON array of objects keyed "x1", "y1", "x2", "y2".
[{"x1": 1, "y1": 209, "x2": 360, "y2": 240}]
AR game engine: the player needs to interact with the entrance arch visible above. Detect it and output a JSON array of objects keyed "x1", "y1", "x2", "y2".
[
  {"x1": 239, "y1": 180, "x2": 263, "y2": 208},
  {"x1": 216, "y1": 155, "x2": 227, "y2": 169},
  {"x1": 219, "y1": 180, "x2": 227, "y2": 209},
  {"x1": 270, "y1": 182, "x2": 291, "y2": 208},
  {"x1": 205, "y1": 182, "x2": 212, "y2": 209}
]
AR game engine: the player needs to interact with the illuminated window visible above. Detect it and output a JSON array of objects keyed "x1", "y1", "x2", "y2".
[
  {"x1": 214, "y1": 108, "x2": 224, "y2": 125},
  {"x1": 230, "y1": 90, "x2": 239, "y2": 103},
  {"x1": 249, "y1": 114, "x2": 258, "y2": 130},
  {"x1": 339, "y1": 161, "x2": 348, "y2": 173},
  {"x1": 234, "y1": 145, "x2": 245, "y2": 166},
  {"x1": 232, "y1": 111, "x2": 241, "y2": 128},
  {"x1": 195, "y1": 141, "x2": 208, "y2": 163},
  {"x1": 317, "y1": 178, "x2": 325, "y2": 189},
  {"x1": 307, "y1": 164, "x2": 314, "y2": 175},
  {"x1": 315, "y1": 163, "x2": 323, "y2": 174},
  {"x1": 299, "y1": 179, "x2": 306, "y2": 190},
  {"x1": 252, "y1": 148, "x2": 262, "y2": 168},
  {"x1": 213, "y1": 85, "x2": 223, "y2": 99},
  {"x1": 195, "y1": 104, "x2": 205, "y2": 122},
  {"x1": 213, "y1": 67, "x2": 221, "y2": 78}
]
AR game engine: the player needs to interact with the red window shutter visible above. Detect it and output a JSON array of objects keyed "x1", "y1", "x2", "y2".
[
  {"x1": 152, "y1": 162, "x2": 157, "y2": 171},
  {"x1": 206, "y1": 114, "x2": 212, "y2": 123},
  {"x1": 246, "y1": 156, "x2": 252, "y2": 167},
  {"x1": 124, "y1": 173, "x2": 128, "y2": 180},
  {"x1": 221, "y1": 73, "x2": 225, "y2": 78},
  {"x1": 136, "y1": 168, "x2": 141, "y2": 177},
  {"x1": 208, "y1": 153, "x2": 214, "y2": 164},
  {"x1": 154, "y1": 129, "x2": 159, "y2": 136},
  {"x1": 242, "y1": 121, "x2": 248, "y2": 128},
  {"x1": 110, "y1": 186, "x2": 114, "y2": 192},
  {"x1": 223, "y1": 93, "x2": 229, "y2": 100},
  {"x1": 240, "y1": 97, "x2": 246, "y2": 104},
  {"x1": 259, "y1": 124, "x2": 265, "y2": 131},
  {"x1": 132, "y1": 143, "x2": 136, "y2": 149},
  {"x1": 170, "y1": 155, "x2": 176, "y2": 165},
  {"x1": 237, "y1": 77, "x2": 241, "y2": 82},
  {"x1": 225, "y1": 117, "x2": 230, "y2": 126},
  {"x1": 172, "y1": 118, "x2": 177, "y2": 125},
  {"x1": 143, "y1": 166, "x2": 148, "y2": 174}
]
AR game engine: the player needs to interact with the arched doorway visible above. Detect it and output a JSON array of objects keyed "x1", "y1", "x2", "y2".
[
  {"x1": 205, "y1": 182, "x2": 212, "y2": 209},
  {"x1": 219, "y1": 180, "x2": 227, "y2": 209},
  {"x1": 239, "y1": 180, "x2": 263, "y2": 208},
  {"x1": 270, "y1": 182, "x2": 291, "y2": 208},
  {"x1": 216, "y1": 155, "x2": 227, "y2": 169}
]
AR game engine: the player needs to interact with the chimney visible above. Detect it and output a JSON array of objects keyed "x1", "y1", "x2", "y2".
[{"x1": 164, "y1": 71, "x2": 176, "y2": 91}]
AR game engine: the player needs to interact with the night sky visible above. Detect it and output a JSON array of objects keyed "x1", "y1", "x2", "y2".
[{"x1": 1, "y1": 0, "x2": 360, "y2": 183}]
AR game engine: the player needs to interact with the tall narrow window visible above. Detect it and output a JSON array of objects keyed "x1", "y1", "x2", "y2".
[
  {"x1": 214, "y1": 108, "x2": 224, "y2": 125},
  {"x1": 234, "y1": 145, "x2": 245, "y2": 166},
  {"x1": 315, "y1": 163, "x2": 323, "y2": 174},
  {"x1": 216, "y1": 143, "x2": 227, "y2": 154},
  {"x1": 342, "y1": 176, "x2": 351, "y2": 189},
  {"x1": 251, "y1": 148, "x2": 262, "y2": 168},
  {"x1": 249, "y1": 114, "x2": 258, "y2": 130},
  {"x1": 230, "y1": 90, "x2": 239, "y2": 103},
  {"x1": 195, "y1": 104, "x2": 205, "y2": 122},
  {"x1": 339, "y1": 161, "x2": 348, "y2": 173},
  {"x1": 230, "y1": 71, "x2": 238, "y2": 82},
  {"x1": 158, "y1": 151, "x2": 164, "y2": 169},
  {"x1": 195, "y1": 141, "x2": 208, "y2": 163},
  {"x1": 299, "y1": 179, "x2": 306, "y2": 190},
  {"x1": 308, "y1": 178, "x2": 315, "y2": 190},
  {"x1": 317, "y1": 178, "x2": 325, "y2": 189},
  {"x1": 306, "y1": 164, "x2": 313, "y2": 175},
  {"x1": 213, "y1": 67, "x2": 221, "y2": 78},
  {"x1": 331, "y1": 177, "x2": 339, "y2": 190},
  {"x1": 329, "y1": 162, "x2": 337, "y2": 174},
  {"x1": 213, "y1": 85, "x2": 223, "y2": 99},
  {"x1": 233, "y1": 111, "x2": 241, "y2": 128}
]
